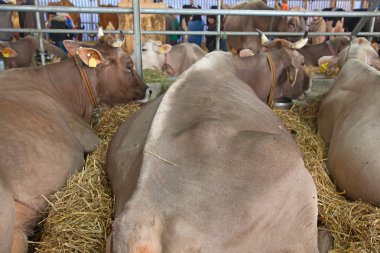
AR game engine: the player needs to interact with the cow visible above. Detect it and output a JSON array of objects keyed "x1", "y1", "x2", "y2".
[
  {"x1": 140, "y1": 39, "x2": 207, "y2": 76},
  {"x1": 223, "y1": 0, "x2": 306, "y2": 53},
  {"x1": 0, "y1": 32, "x2": 152, "y2": 253},
  {"x1": 318, "y1": 37, "x2": 380, "y2": 206},
  {"x1": 0, "y1": 0, "x2": 13, "y2": 41},
  {"x1": 106, "y1": 35, "x2": 318, "y2": 253},
  {"x1": 99, "y1": 4, "x2": 119, "y2": 30},
  {"x1": 0, "y1": 36, "x2": 68, "y2": 69},
  {"x1": 298, "y1": 36, "x2": 350, "y2": 66}
]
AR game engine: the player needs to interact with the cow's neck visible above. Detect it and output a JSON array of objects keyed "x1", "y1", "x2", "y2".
[
  {"x1": 234, "y1": 53, "x2": 282, "y2": 103},
  {"x1": 298, "y1": 43, "x2": 329, "y2": 65},
  {"x1": 42, "y1": 58, "x2": 98, "y2": 122}
]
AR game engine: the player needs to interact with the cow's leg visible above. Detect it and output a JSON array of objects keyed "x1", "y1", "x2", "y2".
[
  {"x1": 11, "y1": 201, "x2": 38, "y2": 253},
  {"x1": 0, "y1": 182, "x2": 15, "y2": 253},
  {"x1": 318, "y1": 227, "x2": 333, "y2": 253}
]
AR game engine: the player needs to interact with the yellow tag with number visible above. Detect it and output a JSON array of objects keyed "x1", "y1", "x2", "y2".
[
  {"x1": 2, "y1": 52, "x2": 10, "y2": 58},
  {"x1": 88, "y1": 57, "x2": 97, "y2": 68},
  {"x1": 321, "y1": 62, "x2": 329, "y2": 72}
]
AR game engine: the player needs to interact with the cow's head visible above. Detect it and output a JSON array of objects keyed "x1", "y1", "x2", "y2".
[
  {"x1": 319, "y1": 37, "x2": 380, "y2": 71},
  {"x1": 0, "y1": 42, "x2": 18, "y2": 69},
  {"x1": 276, "y1": 15, "x2": 307, "y2": 42},
  {"x1": 140, "y1": 39, "x2": 173, "y2": 74},
  {"x1": 329, "y1": 36, "x2": 351, "y2": 54},
  {"x1": 240, "y1": 30, "x2": 310, "y2": 103},
  {"x1": 63, "y1": 32, "x2": 151, "y2": 106}
]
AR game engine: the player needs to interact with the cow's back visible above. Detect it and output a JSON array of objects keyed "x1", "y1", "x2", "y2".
[
  {"x1": 7, "y1": 36, "x2": 67, "y2": 68},
  {"x1": 107, "y1": 55, "x2": 318, "y2": 252},
  {"x1": 224, "y1": 1, "x2": 272, "y2": 53},
  {"x1": 173, "y1": 43, "x2": 206, "y2": 75},
  {"x1": 318, "y1": 59, "x2": 380, "y2": 206},
  {"x1": 0, "y1": 7, "x2": 13, "y2": 41}
]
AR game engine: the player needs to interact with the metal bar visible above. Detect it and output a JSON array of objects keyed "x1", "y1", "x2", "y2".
[
  {"x1": 1, "y1": 6, "x2": 380, "y2": 17},
  {"x1": 351, "y1": 0, "x2": 380, "y2": 37},
  {"x1": 0, "y1": 28, "x2": 379, "y2": 37},
  {"x1": 216, "y1": 0, "x2": 221, "y2": 51},
  {"x1": 34, "y1": 0, "x2": 45, "y2": 66},
  {"x1": 132, "y1": 0, "x2": 142, "y2": 79},
  {"x1": 368, "y1": 16, "x2": 376, "y2": 41}
]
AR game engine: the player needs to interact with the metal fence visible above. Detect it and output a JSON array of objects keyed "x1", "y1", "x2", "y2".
[{"x1": 1, "y1": 1, "x2": 380, "y2": 76}]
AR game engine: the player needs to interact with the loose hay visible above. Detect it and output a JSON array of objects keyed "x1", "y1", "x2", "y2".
[
  {"x1": 305, "y1": 64, "x2": 341, "y2": 78},
  {"x1": 34, "y1": 103, "x2": 141, "y2": 253},
  {"x1": 274, "y1": 100, "x2": 380, "y2": 252}
]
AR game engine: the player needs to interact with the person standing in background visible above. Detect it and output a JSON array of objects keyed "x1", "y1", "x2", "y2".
[
  {"x1": 166, "y1": 6, "x2": 180, "y2": 45},
  {"x1": 188, "y1": 14, "x2": 205, "y2": 47},
  {"x1": 309, "y1": 11, "x2": 327, "y2": 45},
  {"x1": 282, "y1": 0, "x2": 289, "y2": 10},
  {"x1": 180, "y1": 0, "x2": 201, "y2": 42}
]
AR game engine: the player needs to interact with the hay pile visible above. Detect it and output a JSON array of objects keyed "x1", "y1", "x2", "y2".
[
  {"x1": 34, "y1": 103, "x2": 141, "y2": 253},
  {"x1": 274, "y1": 100, "x2": 380, "y2": 252},
  {"x1": 305, "y1": 64, "x2": 341, "y2": 78}
]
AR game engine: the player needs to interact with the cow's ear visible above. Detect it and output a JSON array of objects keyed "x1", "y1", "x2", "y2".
[
  {"x1": 156, "y1": 44, "x2": 172, "y2": 54},
  {"x1": 77, "y1": 48, "x2": 104, "y2": 68},
  {"x1": 0, "y1": 47, "x2": 17, "y2": 58},
  {"x1": 318, "y1": 55, "x2": 339, "y2": 68},
  {"x1": 370, "y1": 58, "x2": 380, "y2": 71},
  {"x1": 63, "y1": 40, "x2": 80, "y2": 56},
  {"x1": 239, "y1": 49, "x2": 254, "y2": 58}
]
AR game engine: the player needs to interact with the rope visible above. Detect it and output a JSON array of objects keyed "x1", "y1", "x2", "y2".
[
  {"x1": 265, "y1": 53, "x2": 276, "y2": 108},
  {"x1": 74, "y1": 55, "x2": 97, "y2": 109}
]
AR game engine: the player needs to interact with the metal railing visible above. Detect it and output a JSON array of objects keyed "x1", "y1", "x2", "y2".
[{"x1": 1, "y1": 4, "x2": 379, "y2": 77}]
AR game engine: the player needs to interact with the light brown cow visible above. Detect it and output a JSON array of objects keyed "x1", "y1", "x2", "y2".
[
  {"x1": 0, "y1": 34, "x2": 150, "y2": 253},
  {"x1": 298, "y1": 36, "x2": 350, "y2": 66},
  {"x1": 223, "y1": 1, "x2": 306, "y2": 53},
  {"x1": 318, "y1": 38, "x2": 380, "y2": 206},
  {"x1": 99, "y1": 4, "x2": 119, "y2": 30},
  {"x1": 106, "y1": 36, "x2": 318, "y2": 253},
  {"x1": 0, "y1": 36, "x2": 67, "y2": 69},
  {"x1": 140, "y1": 39, "x2": 207, "y2": 76}
]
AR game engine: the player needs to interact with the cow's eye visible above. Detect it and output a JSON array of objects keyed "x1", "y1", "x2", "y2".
[
  {"x1": 142, "y1": 48, "x2": 147, "y2": 52},
  {"x1": 127, "y1": 61, "x2": 133, "y2": 70}
]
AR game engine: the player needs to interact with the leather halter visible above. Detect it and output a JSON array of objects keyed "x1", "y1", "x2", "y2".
[
  {"x1": 326, "y1": 40, "x2": 336, "y2": 55},
  {"x1": 73, "y1": 55, "x2": 97, "y2": 109},
  {"x1": 162, "y1": 53, "x2": 176, "y2": 76},
  {"x1": 265, "y1": 53, "x2": 276, "y2": 108}
]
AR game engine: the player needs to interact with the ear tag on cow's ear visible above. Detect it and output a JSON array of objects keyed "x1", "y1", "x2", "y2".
[
  {"x1": 320, "y1": 62, "x2": 329, "y2": 72},
  {"x1": 2, "y1": 52, "x2": 10, "y2": 58},
  {"x1": 89, "y1": 57, "x2": 97, "y2": 68}
]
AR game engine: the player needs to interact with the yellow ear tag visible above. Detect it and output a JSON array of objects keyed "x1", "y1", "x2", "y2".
[
  {"x1": 2, "y1": 52, "x2": 10, "y2": 58},
  {"x1": 159, "y1": 47, "x2": 167, "y2": 54},
  {"x1": 88, "y1": 57, "x2": 97, "y2": 68},
  {"x1": 320, "y1": 62, "x2": 329, "y2": 72}
]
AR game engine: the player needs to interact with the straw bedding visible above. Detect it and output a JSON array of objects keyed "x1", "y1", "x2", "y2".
[{"x1": 34, "y1": 82, "x2": 379, "y2": 252}]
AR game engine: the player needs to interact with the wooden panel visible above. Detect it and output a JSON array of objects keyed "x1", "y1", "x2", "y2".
[{"x1": 118, "y1": 0, "x2": 166, "y2": 53}]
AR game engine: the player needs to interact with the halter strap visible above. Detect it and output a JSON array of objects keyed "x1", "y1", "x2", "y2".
[
  {"x1": 265, "y1": 53, "x2": 276, "y2": 108},
  {"x1": 74, "y1": 55, "x2": 97, "y2": 109}
]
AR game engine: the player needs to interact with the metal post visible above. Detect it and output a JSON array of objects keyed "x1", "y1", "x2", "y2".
[
  {"x1": 216, "y1": 0, "x2": 221, "y2": 51},
  {"x1": 132, "y1": 0, "x2": 143, "y2": 79},
  {"x1": 34, "y1": 0, "x2": 45, "y2": 65},
  {"x1": 368, "y1": 15, "x2": 376, "y2": 41},
  {"x1": 351, "y1": 0, "x2": 380, "y2": 38}
]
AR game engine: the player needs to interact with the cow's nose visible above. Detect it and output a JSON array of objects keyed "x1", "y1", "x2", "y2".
[{"x1": 149, "y1": 89, "x2": 153, "y2": 96}]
